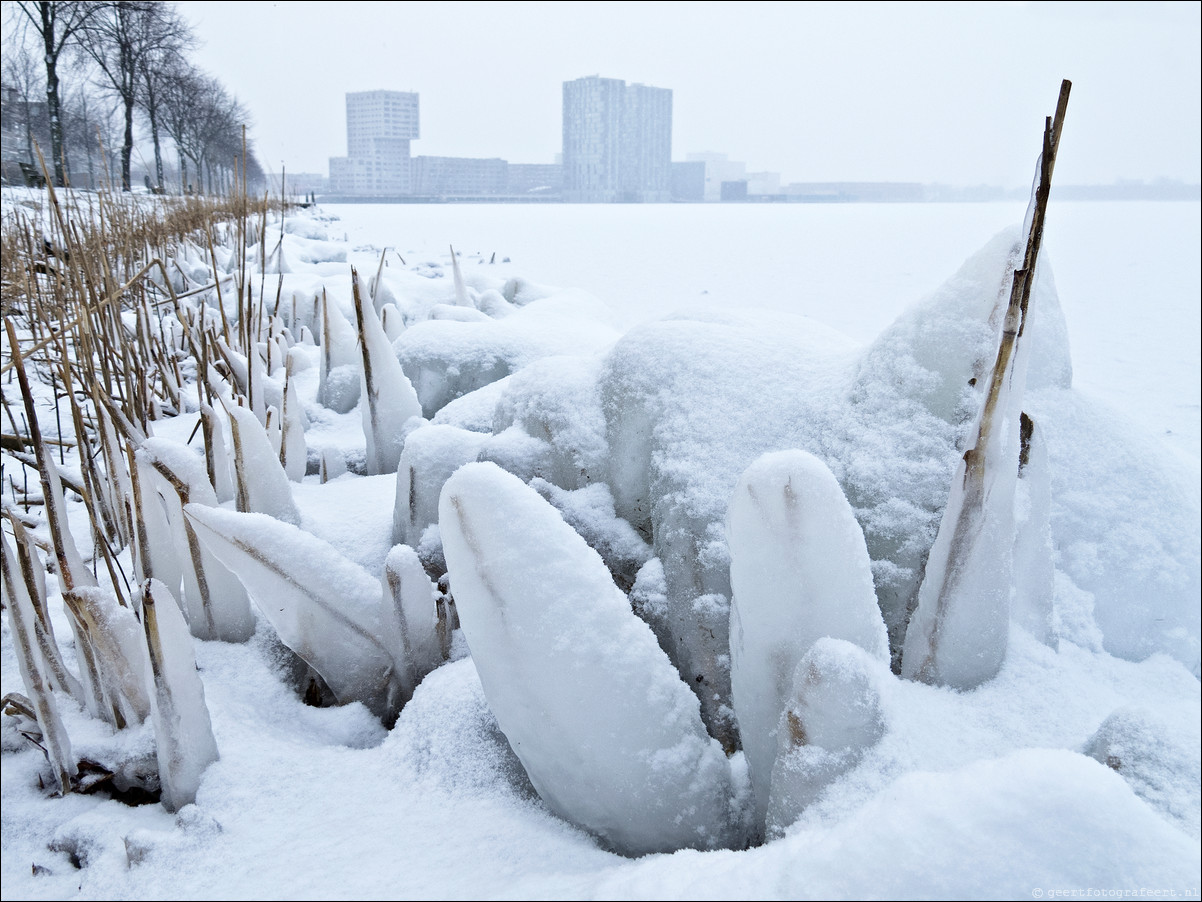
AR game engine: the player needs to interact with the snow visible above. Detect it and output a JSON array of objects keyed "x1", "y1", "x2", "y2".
[{"x1": 2, "y1": 195, "x2": 1199, "y2": 899}]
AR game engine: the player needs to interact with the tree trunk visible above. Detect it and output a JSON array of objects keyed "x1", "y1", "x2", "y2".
[
  {"x1": 121, "y1": 93, "x2": 134, "y2": 191},
  {"x1": 146, "y1": 86, "x2": 163, "y2": 189},
  {"x1": 38, "y1": 2, "x2": 67, "y2": 188}
]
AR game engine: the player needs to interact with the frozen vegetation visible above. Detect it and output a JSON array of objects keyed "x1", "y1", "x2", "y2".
[{"x1": 0, "y1": 169, "x2": 1198, "y2": 898}]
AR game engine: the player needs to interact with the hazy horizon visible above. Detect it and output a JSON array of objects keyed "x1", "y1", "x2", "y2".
[{"x1": 170, "y1": 2, "x2": 1199, "y2": 188}]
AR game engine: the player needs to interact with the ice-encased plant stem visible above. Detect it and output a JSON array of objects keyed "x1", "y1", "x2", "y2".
[
  {"x1": 902, "y1": 81, "x2": 1070, "y2": 689},
  {"x1": 381, "y1": 544, "x2": 443, "y2": 704},
  {"x1": 352, "y1": 268, "x2": 423, "y2": 475},
  {"x1": 2, "y1": 512, "x2": 83, "y2": 701},
  {"x1": 726, "y1": 450, "x2": 888, "y2": 834},
  {"x1": 225, "y1": 401, "x2": 301, "y2": 525},
  {"x1": 1, "y1": 529, "x2": 76, "y2": 795},
  {"x1": 7, "y1": 318, "x2": 97, "y2": 595},
  {"x1": 439, "y1": 462, "x2": 737, "y2": 856},
  {"x1": 392, "y1": 423, "x2": 489, "y2": 548},
  {"x1": 199, "y1": 402, "x2": 236, "y2": 503},
  {"x1": 318, "y1": 287, "x2": 361, "y2": 413},
  {"x1": 62, "y1": 587, "x2": 151, "y2": 728},
  {"x1": 765, "y1": 638, "x2": 890, "y2": 836},
  {"x1": 449, "y1": 244, "x2": 470, "y2": 307},
  {"x1": 280, "y1": 351, "x2": 307, "y2": 482},
  {"x1": 1011, "y1": 413, "x2": 1055, "y2": 645},
  {"x1": 183, "y1": 504, "x2": 408, "y2": 722},
  {"x1": 140, "y1": 437, "x2": 256, "y2": 642},
  {"x1": 137, "y1": 578, "x2": 220, "y2": 813}
]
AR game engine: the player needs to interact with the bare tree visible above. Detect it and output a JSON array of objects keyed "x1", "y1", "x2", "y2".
[
  {"x1": 162, "y1": 71, "x2": 260, "y2": 195},
  {"x1": 59, "y1": 80, "x2": 113, "y2": 189},
  {"x1": 11, "y1": 1, "x2": 102, "y2": 186},
  {"x1": 80, "y1": 0, "x2": 190, "y2": 191},
  {"x1": 157, "y1": 60, "x2": 194, "y2": 192},
  {"x1": 135, "y1": 4, "x2": 193, "y2": 189}
]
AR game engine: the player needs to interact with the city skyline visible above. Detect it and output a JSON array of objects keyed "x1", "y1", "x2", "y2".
[{"x1": 175, "y1": 2, "x2": 1200, "y2": 190}]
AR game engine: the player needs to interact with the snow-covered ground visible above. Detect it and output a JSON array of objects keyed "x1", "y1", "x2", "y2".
[{"x1": 2, "y1": 197, "x2": 1199, "y2": 900}]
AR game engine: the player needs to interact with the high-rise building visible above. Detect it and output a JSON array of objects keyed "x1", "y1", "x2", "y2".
[
  {"x1": 562, "y1": 76, "x2": 672, "y2": 203},
  {"x1": 328, "y1": 90, "x2": 419, "y2": 196}
]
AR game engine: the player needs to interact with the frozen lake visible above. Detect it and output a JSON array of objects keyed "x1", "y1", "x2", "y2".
[{"x1": 325, "y1": 200, "x2": 1201, "y2": 462}]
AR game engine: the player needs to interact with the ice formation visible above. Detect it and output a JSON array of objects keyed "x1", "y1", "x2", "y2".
[
  {"x1": 225, "y1": 402, "x2": 301, "y2": 525},
  {"x1": 381, "y1": 543, "x2": 443, "y2": 704},
  {"x1": 183, "y1": 504, "x2": 408, "y2": 722},
  {"x1": 726, "y1": 450, "x2": 888, "y2": 832},
  {"x1": 353, "y1": 268, "x2": 423, "y2": 475},
  {"x1": 439, "y1": 462, "x2": 736, "y2": 855},
  {"x1": 137, "y1": 578, "x2": 220, "y2": 812},
  {"x1": 318, "y1": 289, "x2": 361, "y2": 413},
  {"x1": 765, "y1": 638, "x2": 891, "y2": 837},
  {"x1": 138, "y1": 437, "x2": 256, "y2": 643}
]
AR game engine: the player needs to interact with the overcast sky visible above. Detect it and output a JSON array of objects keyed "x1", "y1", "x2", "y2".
[{"x1": 174, "y1": 1, "x2": 1201, "y2": 188}]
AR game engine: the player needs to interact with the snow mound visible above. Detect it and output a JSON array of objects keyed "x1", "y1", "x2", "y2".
[{"x1": 397, "y1": 292, "x2": 620, "y2": 417}]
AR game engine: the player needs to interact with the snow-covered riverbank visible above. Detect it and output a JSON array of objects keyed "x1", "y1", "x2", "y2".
[{"x1": 2, "y1": 193, "x2": 1198, "y2": 899}]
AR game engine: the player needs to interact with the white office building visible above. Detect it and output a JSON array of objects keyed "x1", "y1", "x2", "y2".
[
  {"x1": 562, "y1": 76, "x2": 672, "y2": 203},
  {"x1": 329, "y1": 90, "x2": 419, "y2": 196}
]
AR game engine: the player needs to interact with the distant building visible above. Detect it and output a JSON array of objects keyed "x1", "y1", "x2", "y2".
[
  {"x1": 562, "y1": 75, "x2": 672, "y2": 203},
  {"x1": 412, "y1": 156, "x2": 508, "y2": 196},
  {"x1": 271, "y1": 172, "x2": 328, "y2": 197},
  {"x1": 745, "y1": 171, "x2": 781, "y2": 197},
  {"x1": 671, "y1": 160, "x2": 706, "y2": 201},
  {"x1": 720, "y1": 180, "x2": 748, "y2": 202},
  {"x1": 507, "y1": 162, "x2": 563, "y2": 196},
  {"x1": 328, "y1": 90, "x2": 419, "y2": 195},
  {"x1": 686, "y1": 152, "x2": 746, "y2": 202},
  {"x1": 780, "y1": 182, "x2": 925, "y2": 202}
]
